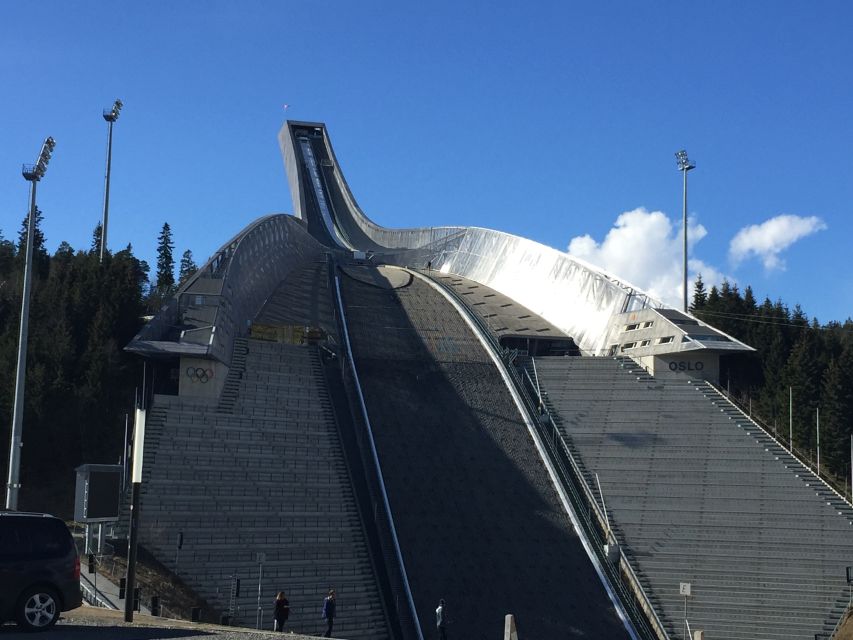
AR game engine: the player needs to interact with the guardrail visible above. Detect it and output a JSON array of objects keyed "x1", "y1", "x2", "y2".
[
  {"x1": 422, "y1": 269, "x2": 669, "y2": 640},
  {"x1": 330, "y1": 260, "x2": 424, "y2": 640},
  {"x1": 80, "y1": 573, "x2": 119, "y2": 610},
  {"x1": 701, "y1": 380, "x2": 853, "y2": 508}
]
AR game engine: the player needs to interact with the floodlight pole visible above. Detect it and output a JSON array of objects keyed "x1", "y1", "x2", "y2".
[
  {"x1": 6, "y1": 137, "x2": 55, "y2": 511},
  {"x1": 6, "y1": 181, "x2": 38, "y2": 511},
  {"x1": 675, "y1": 150, "x2": 695, "y2": 313},
  {"x1": 100, "y1": 99, "x2": 122, "y2": 264},
  {"x1": 682, "y1": 167, "x2": 689, "y2": 312}
]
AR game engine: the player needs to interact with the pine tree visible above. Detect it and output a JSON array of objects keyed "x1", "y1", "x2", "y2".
[
  {"x1": 91, "y1": 223, "x2": 103, "y2": 254},
  {"x1": 18, "y1": 208, "x2": 46, "y2": 255},
  {"x1": 0, "y1": 229, "x2": 14, "y2": 277},
  {"x1": 155, "y1": 222, "x2": 175, "y2": 293},
  {"x1": 17, "y1": 207, "x2": 49, "y2": 278},
  {"x1": 783, "y1": 330, "x2": 824, "y2": 452},
  {"x1": 178, "y1": 249, "x2": 198, "y2": 287},
  {"x1": 820, "y1": 345, "x2": 853, "y2": 476},
  {"x1": 691, "y1": 274, "x2": 707, "y2": 311}
]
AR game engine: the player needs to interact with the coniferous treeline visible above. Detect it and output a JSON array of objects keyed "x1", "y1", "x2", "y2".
[
  {"x1": 0, "y1": 216, "x2": 195, "y2": 516},
  {"x1": 692, "y1": 275, "x2": 853, "y2": 484}
]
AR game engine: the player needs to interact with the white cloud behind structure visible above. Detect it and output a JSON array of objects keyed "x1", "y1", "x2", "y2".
[
  {"x1": 567, "y1": 207, "x2": 727, "y2": 308},
  {"x1": 729, "y1": 214, "x2": 827, "y2": 271}
]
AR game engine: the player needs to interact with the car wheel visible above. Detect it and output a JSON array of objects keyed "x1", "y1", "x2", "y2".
[{"x1": 16, "y1": 587, "x2": 60, "y2": 632}]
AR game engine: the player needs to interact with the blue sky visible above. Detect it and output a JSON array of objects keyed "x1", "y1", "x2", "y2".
[{"x1": 1, "y1": 1, "x2": 851, "y2": 321}]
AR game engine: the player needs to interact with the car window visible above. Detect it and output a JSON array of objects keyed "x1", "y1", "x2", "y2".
[
  {"x1": 0, "y1": 519, "x2": 18, "y2": 560},
  {"x1": 0, "y1": 517, "x2": 72, "y2": 560}
]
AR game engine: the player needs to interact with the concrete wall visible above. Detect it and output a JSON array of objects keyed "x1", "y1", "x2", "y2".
[{"x1": 636, "y1": 352, "x2": 720, "y2": 383}]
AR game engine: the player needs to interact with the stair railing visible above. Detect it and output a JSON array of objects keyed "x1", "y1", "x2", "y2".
[
  {"x1": 700, "y1": 380, "x2": 853, "y2": 508},
  {"x1": 422, "y1": 270, "x2": 669, "y2": 640},
  {"x1": 331, "y1": 267, "x2": 424, "y2": 640}
]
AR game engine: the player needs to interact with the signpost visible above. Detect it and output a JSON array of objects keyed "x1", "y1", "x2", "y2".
[
  {"x1": 256, "y1": 552, "x2": 266, "y2": 630},
  {"x1": 680, "y1": 582, "x2": 692, "y2": 639}
]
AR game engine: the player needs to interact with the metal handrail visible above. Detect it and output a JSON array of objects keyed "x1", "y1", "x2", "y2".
[
  {"x1": 423, "y1": 269, "x2": 667, "y2": 640},
  {"x1": 80, "y1": 573, "x2": 119, "y2": 609},
  {"x1": 514, "y1": 363, "x2": 668, "y2": 640},
  {"x1": 332, "y1": 270, "x2": 424, "y2": 640},
  {"x1": 180, "y1": 325, "x2": 214, "y2": 335},
  {"x1": 701, "y1": 380, "x2": 853, "y2": 508}
]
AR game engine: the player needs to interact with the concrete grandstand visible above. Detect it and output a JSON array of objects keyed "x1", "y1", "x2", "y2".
[{"x1": 122, "y1": 121, "x2": 853, "y2": 639}]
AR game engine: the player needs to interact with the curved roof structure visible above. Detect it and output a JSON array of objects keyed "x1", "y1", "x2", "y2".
[{"x1": 278, "y1": 121, "x2": 751, "y2": 360}]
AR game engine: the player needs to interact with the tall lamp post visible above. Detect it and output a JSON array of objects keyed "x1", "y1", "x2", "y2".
[
  {"x1": 6, "y1": 136, "x2": 56, "y2": 510},
  {"x1": 100, "y1": 99, "x2": 123, "y2": 263},
  {"x1": 675, "y1": 149, "x2": 695, "y2": 313},
  {"x1": 124, "y1": 403, "x2": 146, "y2": 622}
]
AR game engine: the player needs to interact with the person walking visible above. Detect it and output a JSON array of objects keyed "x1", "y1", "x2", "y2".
[
  {"x1": 435, "y1": 598, "x2": 447, "y2": 640},
  {"x1": 273, "y1": 592, "x2": 290, "y2": 632},
  {"x1": 322, "y1": 588, "x2": 336, "y2": 637}
]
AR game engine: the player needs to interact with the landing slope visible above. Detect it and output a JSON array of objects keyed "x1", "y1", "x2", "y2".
[{"x1": 340, "y1": 266, "x2": 629, "y2": 639}]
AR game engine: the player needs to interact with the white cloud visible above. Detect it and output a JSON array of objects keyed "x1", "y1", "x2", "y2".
[
  {"x1": 567, "y1": 207, "x2": 727, "y2": 307},
  {"x1": 729, "y1": 214, "x2": 827, "y2": 271}
]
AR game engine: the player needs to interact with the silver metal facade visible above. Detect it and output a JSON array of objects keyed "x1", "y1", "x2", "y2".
[
  {"x1": 127, "y1": 214, "x2": 325, "y2": 363},
  {"x1": 278, "y1": 121, "x2": 752, "y2": 359}
]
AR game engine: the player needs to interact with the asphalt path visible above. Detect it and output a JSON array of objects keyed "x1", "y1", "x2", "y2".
[{"x1": 0, "y1": 607, "x2": 331, "y2": 640}]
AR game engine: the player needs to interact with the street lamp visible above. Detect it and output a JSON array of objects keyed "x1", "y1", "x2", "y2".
[
  {"x1": 675, "y1": 149, "x2": 695, "y2": 313},
  {"x1": 6, "y1": 136, "x2": 56, "y2": 510},
  {"x1": 100, "y1": 98, "x2": 122, "y2": 263}
]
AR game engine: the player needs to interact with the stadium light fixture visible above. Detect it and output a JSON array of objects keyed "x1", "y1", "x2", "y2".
[
  {"x1": 21, "y1": 136, "x2": 56, "y2": 182},
  {"x1": 7, "y1": 136, "x2": 56, "y2": 510},
  {"x1": 675, "y1": 149, "x2": 695, "y2": 313},
  {"x1": 100, "y1": 99, "x2": 123, "y2": 263},
  {"x1": 103, "y1": 98, "x2": 123, "y2": 123}
]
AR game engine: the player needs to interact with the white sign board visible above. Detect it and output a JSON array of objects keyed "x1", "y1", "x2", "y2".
[{"x1": 679, "y1": 582, "x2": 692, "y2": 597}]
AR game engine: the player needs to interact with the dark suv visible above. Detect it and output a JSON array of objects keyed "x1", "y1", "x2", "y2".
[{"x1": 0, "y1": 512, "x2": 82, "y2": 631}]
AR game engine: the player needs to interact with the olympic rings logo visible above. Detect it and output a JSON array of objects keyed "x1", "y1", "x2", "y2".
[{"x1": 186, "y1": 367, "x2": 214, "y2": 383}]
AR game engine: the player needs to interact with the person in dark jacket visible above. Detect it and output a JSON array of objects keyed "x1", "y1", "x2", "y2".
[
  {"x1": 322, "y1": 589, "x2": 336, "y2": 637},
  {"x1": 273, "y1": 592, "x2": 290, "y2": 632},
  {"x1": 435, "y1": 598, "x2": 447, "y2": 639}
]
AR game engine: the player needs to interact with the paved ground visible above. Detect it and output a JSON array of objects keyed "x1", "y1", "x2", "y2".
[{"x1": 0, "y1": 607, "x2": 333, "y2": 640}]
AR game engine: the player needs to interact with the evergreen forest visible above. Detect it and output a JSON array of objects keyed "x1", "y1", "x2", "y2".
[{"x1": 0, "y1": 215, "x2": 194, "y2": 516}]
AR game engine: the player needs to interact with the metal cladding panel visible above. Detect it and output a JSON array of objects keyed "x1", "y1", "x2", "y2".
[
  {"x1": 279, "y1": 120, "x2": 753, "y2": 356},
  {"x1": 435, "y1": 229, "x2": 635, "y2": 354},
  {"x1": 346, "y1": 224, "x2": 644, "y2": 354},
  {"x1": 126, "y1": 214, "x2": 326, "y2": 363},
  {"x1": 213, "y1": 214, "x2": 324, "y2": 362}
]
